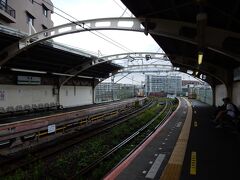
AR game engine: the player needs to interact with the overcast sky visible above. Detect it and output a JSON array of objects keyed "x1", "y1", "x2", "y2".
[
  {"x1": 50, "y1": 0, "x2": 196, "y2": 84},
  {"x1": 51, "y1": 0, "x2": 160, "y2": 55}
]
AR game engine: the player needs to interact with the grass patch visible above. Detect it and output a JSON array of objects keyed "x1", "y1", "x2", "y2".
[{"x1": 5, "y1": 98, "x2": 178, "y2": 179}]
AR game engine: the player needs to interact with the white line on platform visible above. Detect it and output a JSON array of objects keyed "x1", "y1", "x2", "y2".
[
  {"x1": 145, "y1": 154, "x2": 166, "y2": 179},
  {"x1": 176, "y1": 122, "x2": 182, "y2": 127}
]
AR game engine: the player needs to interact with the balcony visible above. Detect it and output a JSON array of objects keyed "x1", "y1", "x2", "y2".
[{"x1": 0, "y1": 0, "x2": 16, "y2": 23}]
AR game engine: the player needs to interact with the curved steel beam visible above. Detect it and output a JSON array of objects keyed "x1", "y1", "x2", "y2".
[
  {"x1": 124, "y1": 64, "x2": 172, "y2": 68},
  {"x1": 1, "y1": 17, "x2": 240, "y2": 67},
  {"x1": 119, "y1": 70, "x2": 172, "y2": 73},
  {"x1": 93, "y1": 52, "x2": 167, "y2": 63},
  {"x1": 97, "y1": 66, "x2": 212, "y2": 87},
  {"x1": 120, "y1": 64, "x2": 173, "y2": 73},
  {"x1": 98, "y1": 58, "x2": 222, "y2": 87},
  {"x1": 60, "y1": 51, "x2": 228, "y2": 86},
  {"x1": 0, "y1": 17, "x2": 236, "y2": 88},
  {"x1": 171, "y1": 57, "x2": 226, "y2": 85},
  {"x1": 59, "y1": 52, "x2": 170, "y2": 86},
  {"x1": 0, "y1": 17, "x2": 144, "y2": 66}
]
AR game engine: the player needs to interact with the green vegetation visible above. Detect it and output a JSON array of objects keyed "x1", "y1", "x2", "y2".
[
  {"x1": 4, "y1": 161, "x2": 44, "y2": 180},
  {"x1": 5, "y1": 98, "x2": 178, "y2": 180}
]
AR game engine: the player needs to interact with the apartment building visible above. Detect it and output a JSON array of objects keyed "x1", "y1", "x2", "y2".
[
  {"x1": 145, "y1": 75, "x2": 182, "y2": 95},
  {"x1": 0, "y1": 0, "x2": 53, "y2": 33}
]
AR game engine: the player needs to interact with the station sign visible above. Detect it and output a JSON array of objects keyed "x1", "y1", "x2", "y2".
[
  {"x1": 17, "y1": 76, "x2": 41, "y2": 85},
  {"x1": 48, "y1": 124, "x2": 56, "y2": 134}
]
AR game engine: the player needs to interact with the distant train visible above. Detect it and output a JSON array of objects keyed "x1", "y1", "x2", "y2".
[{"x1": 136, "y1": 89, "x2": 145, "y2": 97}]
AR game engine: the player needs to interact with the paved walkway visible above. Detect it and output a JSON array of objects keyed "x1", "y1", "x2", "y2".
[
  {"x1": 104, "y1": 99, "x2": 240, "y2": 180},
  {"x1": 104, "y1": 97, "x2": 191, "y2": 180},
  {"x1": 180, "y1": 100, "x2": 240, "y2": 180}
]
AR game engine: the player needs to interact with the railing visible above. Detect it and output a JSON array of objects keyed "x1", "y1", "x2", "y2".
[{"x1": 0, "y1": 0, "x2": 15, "y2": 18}]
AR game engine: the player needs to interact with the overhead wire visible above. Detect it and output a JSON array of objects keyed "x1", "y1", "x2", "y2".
[
  {"x1": 112, "y1": 0, "x2": 132, "y2": 17},
  {"x1": 39, "y1": 0, "x2": 162, "y2": 84},
  {"x1": 36, "y1": 0, "x2": 133, "y2": 53}
]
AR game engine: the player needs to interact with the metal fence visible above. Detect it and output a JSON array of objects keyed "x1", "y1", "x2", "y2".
[
  {"x1": 195, "y1": 87, "x2": 213, "y2": 105},
  {"x1": 95, "y1": 83, "x2": 136, "y2": 103},
  {"x1": 0, "y1": 0, "x2": 16, "y2": 18}
]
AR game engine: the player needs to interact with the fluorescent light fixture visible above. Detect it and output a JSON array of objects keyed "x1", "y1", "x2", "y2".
[
  {"x1": 187, "y1": 70, "x2": 193, "y2": 74},
  {"x1": 52, "y1": 72, "x2": 74, "y2": 77},
  {"x1": 77, "y1": 75, "x2": 94, "y2": 79},
  {"x1": 11, "y1": 68, "x2": 47, "y2": 74},
  {"x1": 52, "y1": 72, "x2": 94, "y2": 79},
  {"x1": 195, "y1": 71, "x2": 198, "y2": 75},
  {"x1": 198, "y1": 52, "x2": 203, "y2": 65}
]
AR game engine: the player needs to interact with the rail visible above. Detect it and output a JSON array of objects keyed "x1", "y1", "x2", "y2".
[
  {"x1": 0, "y1": 99, "x2": 153, "y2": 177},
  {"x1": 72, "y1": 100, "x2": 173, "y2": 178}
]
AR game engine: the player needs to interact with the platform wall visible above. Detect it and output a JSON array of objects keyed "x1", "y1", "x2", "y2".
[
  {"x1": 195, "y1": 88, "x2": 213, "y2": 105},
  {"x1": 60, "y1": 86, "x2": 92, "y2": 108},
  {"x1": 215, "y1": 84, "x2": 227, "y2": 106},
  {"x1": 233, "y1": 81, "x2": 240, "y2": 108},
  {"x1": 215, "y1": 82, "x2": 240, "y2": 108},
  {"x1": 0, "y1": 85, "x2": 93, "y2": 109}
]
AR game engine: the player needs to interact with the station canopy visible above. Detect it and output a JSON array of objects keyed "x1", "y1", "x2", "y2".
[
  {"x1": 121, "y1": 0, "x2": 240, "y2": 86},
  {"x1": 0, "y1": 27, "x2": 122, "y2": 80}
]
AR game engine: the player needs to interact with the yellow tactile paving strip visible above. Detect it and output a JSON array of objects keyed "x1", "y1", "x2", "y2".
[
  {"x1": 160, "y1": 98, "x2": 193, "y2": 180},
  {"x1": 190, "y1": 151, "x2": 197, "y2": 175}
]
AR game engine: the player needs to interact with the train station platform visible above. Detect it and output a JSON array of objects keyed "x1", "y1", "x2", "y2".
[
  {"x1": 104, "y1": 97, "x2": 191, "y2": 180},
  {"x1": 104, "y1": 98, "x2": 240, "y2": 180},
  {"x1": 180, "y1": 100, "x2": 240, "y2": 180},
  {"x1": 0, "y1": 99, "x2": 129, "y2": 125}
]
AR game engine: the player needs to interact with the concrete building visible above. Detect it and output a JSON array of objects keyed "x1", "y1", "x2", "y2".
[
  {"x1": 0, "y1": 0, "x2": 53, "y2": 33},
  {"x1": 145, "y1": 75, "x2": 182, "y2": 95}
]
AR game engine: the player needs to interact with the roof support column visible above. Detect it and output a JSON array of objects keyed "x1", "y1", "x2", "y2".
[
  {"x1": 211, "y1": 85, "x2": 216, "y2": 106},
  {"x1": 56, "y1": 84, "x2": 61, "y2": 107},
  {"x1": 92, "y1": 78, "x2": 99, "y2": 104},
  {"x1": 226, "y1": 83, "x2": 233, "y2": 100},
  {"x1": 111, "y1": 76, "x2": 114, "y2": 101},
  {"x1": 224, "y1": 70, "x2": 234, "y2": 100}
]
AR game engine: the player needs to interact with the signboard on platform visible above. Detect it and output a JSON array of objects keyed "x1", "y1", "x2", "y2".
[
  {"x1": 48, "y1": 124, "x2": 56, "y2": 134},
  {"x1": 17, "y1": 76, "x2": 41, "y2": 85}
]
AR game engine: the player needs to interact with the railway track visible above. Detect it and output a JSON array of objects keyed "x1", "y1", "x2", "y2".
[
  {"x1": 0, "y1": 99, "x2": 155, "y2": 177},
  {"x1": 70, "y1": 100, "x2": 174, "y2": 179}
]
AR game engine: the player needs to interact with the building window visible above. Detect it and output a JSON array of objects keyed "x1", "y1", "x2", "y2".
[
  {"x1": 2, "y1": 0, "x2": 7, "y2": 4},
  {"x1": 26, "y1": 12, "x2": 34, "y2": 26},
  {"x1": 42, "y1": 5, "x2": 48, "y2": 17},
  {"x1": 42, "y1": 25, "x2": 48, "y2": 36}
]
